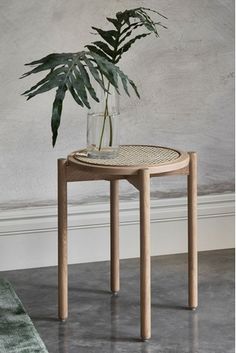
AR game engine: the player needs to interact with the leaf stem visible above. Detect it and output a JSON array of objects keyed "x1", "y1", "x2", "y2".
[
  {"x1": 109, "y1": 114, "x2": 113, "y2": 146},
  {"x1": 98, "y1": 82, "x2": 111, "y2": 150}
]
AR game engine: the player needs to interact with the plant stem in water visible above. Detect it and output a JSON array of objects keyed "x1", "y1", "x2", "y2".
[
  {"x1": 98, "y1": 82, "x2": 114, "y2": 151},
  {"x1": 109, "y1": 115, "x2": 113, "y2": 146},
  {"x1": 98, "y1": 87, "x2": 109, "y2": 151}
]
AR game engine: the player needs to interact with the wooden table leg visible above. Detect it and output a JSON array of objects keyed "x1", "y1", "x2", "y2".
[
  {"x1": 110, "y1": 179, "x2": 120, "y2": 294},
  {"x1": 188, "y1": 152, "x2": 198, "y2": 310},
  {"x1": 139, "y1": 169, "x2": 151, "y2": 340},
  {"x1": 58, "y1": 159, "x2": 68, "y2": 320}
]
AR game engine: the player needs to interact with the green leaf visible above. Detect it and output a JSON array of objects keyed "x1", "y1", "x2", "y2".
[
  {"x1": 119, "y1": 72, "x2": 130, "y2": 97},
  {"x1": 117, "y1": 33, "x2": 150, "y2": 57},
  {"x1": 118, "y1": 24, "x2": 145, "y2": 48},
  {"x1": 91, "y1": 27, "x2": 116, "y2": 46},
  {"x1": 89, "y1": 52, "x2": 119, "y2": 91},
  {"x1": 26, "y1": 78, "x2": 63, "y2": 100},
  {"x1": 106, "y1": 17, "x2": 120, "y2": 29},
  {"x1": 128, "y1": 78, "x2": 140, "y2": 98},
  {"x1": 22, "y1": 75, "x2": 49, "y2": 96},
  {"x1": 24, "y1": 53, "x2": 73, "y2": 66},
  {"x1": 86, "y1": 44, "x2": 112, "y2": 61},
  {"x1": 23, "y1": 67, "x2": 67, "y2": 98},
  {"x1": 87, "y1": 41, "x2": 114, "y2": 59},
  {"x1": 141, "y1": 7, "x2": 168, "y2": 20},
  {"x1": 89, "y1": 7, "x2": 167, "y2": 64},
  {"x1": 71, "y1": 70, "x2": 90, "y2": 109},
  {"x1": 22, "y1": 54, "x2": 72, "y2": 77},
  {"x1": 115, "y1": 67, "x2": 140, "y2": 98},
  {"x1": 135, "y1": 10, "x2": 158, "y2": 35},
  {"x1": 75, "y1": 61, "x2": 99, "y2": 102},
  {"x1": 116, "y1": 12, "x2": 123, "y2": 21},
  {"x1": 66, "y1": 78, "x2": 84, "y2": 107},
  {"x1": 83, "y1": 55, "x2": 107, "y2": 91},
  {"x1": 120, "y1": 22, "x2": 144, "y2": 38},
  {"x1": 51, "y1": 85, "x2": 67, "y2": 147}
]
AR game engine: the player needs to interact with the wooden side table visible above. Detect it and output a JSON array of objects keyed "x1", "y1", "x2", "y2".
[{"x1": 57, "y1": 145, "x2": 198, "y2": 340}]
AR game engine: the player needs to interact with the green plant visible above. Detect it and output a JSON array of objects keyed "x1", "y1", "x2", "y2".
[{"x1": 21, "y1": 7, "x2": 167, "y2": 146}]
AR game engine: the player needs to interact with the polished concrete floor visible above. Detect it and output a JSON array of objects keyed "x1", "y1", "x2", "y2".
[{"x1": 1, "y1": 249, "x2": 234, "y2": 353}]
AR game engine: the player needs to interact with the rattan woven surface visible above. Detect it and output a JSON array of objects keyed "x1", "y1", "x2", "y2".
[{"x1": 73, "y1": 145, "x2": 180, "y2": 167}]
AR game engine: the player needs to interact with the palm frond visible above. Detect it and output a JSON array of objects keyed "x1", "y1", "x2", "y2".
[
  {"x1": 22, "y1": 50, "x2": 139, "y2": 146},
  {"x1": 22, "y1": 7, "x2": 167, "y2": 146},
  {"x1": 51, "y1": 85, "x2": 67, "y2": 147},
  {"x1": 87, "y1": 7, "x2": 167, "y2": 64}
]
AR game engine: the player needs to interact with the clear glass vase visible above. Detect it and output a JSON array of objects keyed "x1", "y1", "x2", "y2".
[{"x1": 87, "y1": 83, "x2": 120, "y2": 159}]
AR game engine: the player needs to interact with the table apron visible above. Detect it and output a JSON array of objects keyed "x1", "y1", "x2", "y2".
[{"x1": 64, "y1": 164, "x2": 189, "y2": 183}]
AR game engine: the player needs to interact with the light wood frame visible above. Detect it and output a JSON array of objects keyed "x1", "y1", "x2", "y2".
[{"x1": 57, "y1": 147, "x2": 198, "y2": 340}]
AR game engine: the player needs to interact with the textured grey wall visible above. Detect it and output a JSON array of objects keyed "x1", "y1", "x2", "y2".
[{"x1": 0, "y1": 0, "x2": 234, "y2": 208}]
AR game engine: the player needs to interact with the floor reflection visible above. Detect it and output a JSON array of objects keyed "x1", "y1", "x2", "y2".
[
  {"x1": 109, "y1": 292, "x2": 119, "y2": 352},
  {"x1": 56, "y1": 300, "x2": 199, "y2": 353},
  {"x1": 141, "y1": 342, "x2": 152, "y2": 353},
  {"x1": 58, "y1": 321, "x2": 69, "y2": 353},
  {"x1": 188, "y1": 310, "x2": 199, "y2": 353}
]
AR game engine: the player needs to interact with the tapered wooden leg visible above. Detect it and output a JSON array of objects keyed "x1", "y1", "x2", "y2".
[
  {"x1": 188, "y1": 152, "x2": 198, "y2": 309},
  {"x1": 58, "y1": 159, "x2": 68, "y2": 320},
  {"x1": 110, "y1": 179, "x2": 120, "y2": 294},
  {"x1": 139, "y1": 169, "x2": 151, "y2": 340}
]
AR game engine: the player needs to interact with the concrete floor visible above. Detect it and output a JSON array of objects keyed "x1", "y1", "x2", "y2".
[{"x1": 1, "y1": 249, "x2": 234, "y2": 353}]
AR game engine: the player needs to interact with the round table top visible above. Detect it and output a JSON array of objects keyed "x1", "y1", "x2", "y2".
[{"x1": 68, "y1": 145, "x2": 189, "y2": 176}]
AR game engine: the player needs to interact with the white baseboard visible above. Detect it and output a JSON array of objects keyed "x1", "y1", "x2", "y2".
[{"x1": 0, "y1": 193, "x2": 234, "y2": 271}]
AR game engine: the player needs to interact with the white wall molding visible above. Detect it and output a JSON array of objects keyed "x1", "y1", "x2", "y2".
[{"x1": 0, "y1": 193, "x2": 234, "y2": 271}]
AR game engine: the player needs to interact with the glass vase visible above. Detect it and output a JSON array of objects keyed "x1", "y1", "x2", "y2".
[{"x1": 87, "y1": 83, "x2": 120, "y2": 159}]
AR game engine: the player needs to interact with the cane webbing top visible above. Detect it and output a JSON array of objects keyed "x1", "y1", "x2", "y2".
[{"x1": 73, "y1": 145, "x2": 180, "y2": 167}]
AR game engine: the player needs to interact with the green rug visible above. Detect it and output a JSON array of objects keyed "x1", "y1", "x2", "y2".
[{"x1": 0, "y1": 279, "x2": 49, "y2": 353}]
